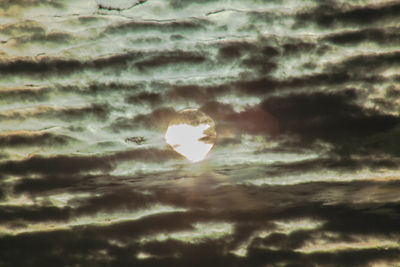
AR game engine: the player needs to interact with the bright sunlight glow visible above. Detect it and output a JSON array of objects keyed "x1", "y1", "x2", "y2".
[{"x1": 165, "y1": 123, "x2": 214, "y2": 163}]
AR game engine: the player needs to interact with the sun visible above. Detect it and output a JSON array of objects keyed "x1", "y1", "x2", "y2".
[{"x1": 165, "y1": 109, "x2": 216, "y2": 163}]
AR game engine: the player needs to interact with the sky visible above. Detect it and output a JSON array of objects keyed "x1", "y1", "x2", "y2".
[{"x1": 1, "y1": 0, "x2": 400, "y2": 266}]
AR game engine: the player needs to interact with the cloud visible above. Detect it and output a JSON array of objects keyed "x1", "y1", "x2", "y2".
[
  {"x1": 0, "y1": 50, "x2": 207, "y2": 76},
  {"x1": 323, "y1": 27, "x2": 400, "y2": 45},
  {"x1": 0, "y1": 206, "x2": 71, "y2": 223},
  {"x1": 0, "y1": 148, "x2": 179, "y2": 176},
  {"x1": 166, "y1": 84, "x2": 230, "y2": 104},
  {"x1": 135, "y1": 51, "x2": 206, "y2": 71},
  {"x1": 331, "y1": 51, "x2": 400, "y2": 74},
  {"x1": 3, "y1": 177, "x2": 400, "y2": 266},
  {"x1": 57, "y1": 82, "x2": 144, "y2": 96},
  {"x1": 0, "y1": 86, "x2": 51, "y2": 103},
  {"x1": 217, "y1": 41, "x2": 255, "y2": 60},
  {"x1": 7, "y1": 32, "x2": 74, "y2": 46},
  {"x1": 0, "y1": 132, "x2": 76, "y2": 148},
  {"x1": 215, "y1": 40, "x2": 280, "y2": 74},
  {"x1": 260, "y1": 89, "x2": 400, "y2": 156},
  {"x1": 0, "y1": 0, "x2": 65, "y2": 14},
  {"x1": 296, "y1": 2, "x2": 400, "y2": 27},
  {"x1": 199, "y1": 101, "x2": 279, "y2": 137},
  {"x1": 0, "y1": 104, "x2": 110, "y2": 122},
  {"x1": 96, "y1": 0, "x2": 147, "y2": 11},
  {"x1": 125, "y1": 92, "x2": 161, "y2": 106},
  {"x1": 0, "y1": 154, "x2": 113, "y2": 176},
  {"x1": 168, "y1": 0, "x2": 218, "y2": 9},
  {"x1": 2, "y1": 0, "x2": 400, "y2": 265},
  {"x1": 165, "y1": 70, "x2": 359, "y2": 100},
  {"x1": 130, "y1": 107, "x2": 178, "y2": 131},
  {"x1": 0, "y1": 57, "x2": 84, "y2": 75},
  {"x1": 224, "y1": 107, "x2": 279, "y2": 136},
  {"x1": 73, "y1": 188, "x2": 155, "y2": 216},
  {"x1": 0, "y1": 20, "x2": 45, "y2": 36},
  {"x1": 13, "y1": 175, "x2": 89, "y2": 195},
  {"x1": 102, "y1": 20, "x2": 207, "y2": 36},
  {"x1": 282, "y1": 40, "x2": 320, "y2": 55}
]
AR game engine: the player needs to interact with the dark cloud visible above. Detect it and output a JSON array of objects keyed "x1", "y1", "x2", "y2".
[
  {"x1": 214, "y1": 156, "x2": 399, "y2": 181},
  {"x1": 3, "y1": 178, "x2": 400, "y2": 265},
  {"x1": 279, "y1": 71, "x2": 353, "y2": 89},
  {"x1": 0, "y1": 57, "x2": 83, "y2": 75},
  {"x1": 119, "y1": 103, "x2": 218, "y2": 133},
  {"x1": 240, "y1": 54, "x2": 277, "y2": 74},
  {"x1": 168, "y1": 70, "x2": 362, "y2": 101},
  {"x1": 320, "y1": 203, "x2": 400, "y2": 236},
  {"x1": 323, "y1": 27, "x2": 400, "y2": 45},
  {"x1": 217, "y1": 41, "x2": 255, "y2": 60},
  {"x1": 224, "y1": 107, "x2": 279, "y2": 136},
  {"x1": 242, "y1": 72, "x2": 350, "y2": 95},
  {"x1": 0, "y1": 132, "x2": 75, "y2": 148},
  {"x1": 130, "y1": 107, "x2": 178, "y2": 130},
  {"x1": 0, "y1": 20, "x2": 45, "y2": 35},
  {"x1": 57, "y1": 104, "x2": 110, "y2": 120},
  {"x1": 0, "y1": 206, "x2": 70, "y2": 223},
  {"x1": 371, "y1": 97, "x2": 397, "y2": 112},
  {"x1": 259, "y1": 230, "x2": 311, "y2": 250},
  {"x1": 108, "y1": 117, "x2": 139, "y2": 132},
  {"x1": 385, "y1": 85, "x2": 400, "y2": 98},
  {"x1": 309, "y1": 248, "x2": 400, "y2": 267},
  {"x1": 233, "y1": 77, "x2": 279, "y2": 95},
  {"x1": 262, "y1": 89, "x2": 361, "y2": 123},
  {"x1": 2, "y1": 0, "x2": 400, "y2": 266},
  {"x1": 332, "y1": 51, "x2": 400, "y2": 74},
  {"x1": 0, "y1": 50, "x2": 207, "y2": 76},
  {"x1": 91, "y1": 51, "x2": 144, "y2": 70},
  {"x1": 282, "y1": 40, "x2": 319, "y2": 55},
  {"x1": 100, "y1": 19, "x2": 209, "y2": 40},
  {"x1": 96, "y1": 0, "x2": 147, "y2": 11},
  {"x1": 167, "y1": 84, "x2": 230, "y2": 104},
  {"x1": 217, "y1": 41, "x2": 279, "y2": 58},
  {"x1": 73, "y1": 188, "x2": 155, "y2": 215},
  {"x1": 244, "y1": 246, "x2": 400, "y2": 267},
  {"x1": 125, "y1": 91, "x2": 161, "y2": 106},
  {"x1": 199, "y1": 101, "x2": 279, "y2": 136},
  {"x1": 76, "y1": 16, "x2": 106, "y2": 25},
  {"x1": 0, "y1": 148, "x2": 179, "y2": 176},
  {"x1": 246, "y1": 10, "x2": 279, "y2": 24},
  {"x1": 215, "y1": 136, "x2": 242, "y2": 146},
  {"x1": 111, "y1": 148, "x2": 181, "y2": 163},
  {"x1": 0, "y1": 104, "x2": 110, "y2": 121},
  {"x1": 58, "y1": 82, "x2": 144, "y2": 95},
  {"x1": 168, "y1": 0, "x2": 217, "y2": 9},
  {"x1": 260, "y1": 89, "x2": 400, "y2": 156},
  {"x1": 0, "y1": 229, "x2": 114, "y2": 267},
  {"x1": 13, "y1": 175, "x2": 89, "y2": 195},
  {"x1": 0, "y1": 0, "x2": 65, "y2": 11},
  {"x1": 0, "y1": 224, "x2": 398, "y2": 267},
  {"x1": 296, "y1": 2, "x2": 400, "y2": 27},
  {"x1": 0, "y1": 154, "x2": 113, "y2": 176},
  {"x1": 216, "y1": 41, "x2": 279, "y2": 74},
  {"x1": 102, "y1": 20, "x2": 207, "y2": 36},
  {"x1": 8, "y1": 32, "x2": 74, "y2": 46},
  {"x1": 0, "y1": 86, "x2": 51, "y2": 102},
  {"x1": 135, "y1": 51, "x2": 206, "y2": 71},
  {"x1": 4, "y1": 180, "x2": 400, "y2": 265},
  {"x1": 271, "y1": 157, "x2": 399, "y2": 175}
]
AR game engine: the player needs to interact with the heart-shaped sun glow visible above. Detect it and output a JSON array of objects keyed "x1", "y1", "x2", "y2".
[{"x1": 165, "y1": 109, "x2": 216, "y2": 163}]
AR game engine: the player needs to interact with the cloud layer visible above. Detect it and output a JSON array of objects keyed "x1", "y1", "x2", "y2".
[{"x1": 1, "y1": 0, "x2": 400, "y2": 266}]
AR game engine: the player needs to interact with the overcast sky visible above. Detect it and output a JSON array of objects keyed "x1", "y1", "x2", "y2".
[{"x1": 1, "y1": 0, "x2": 400, "y2": 266}]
